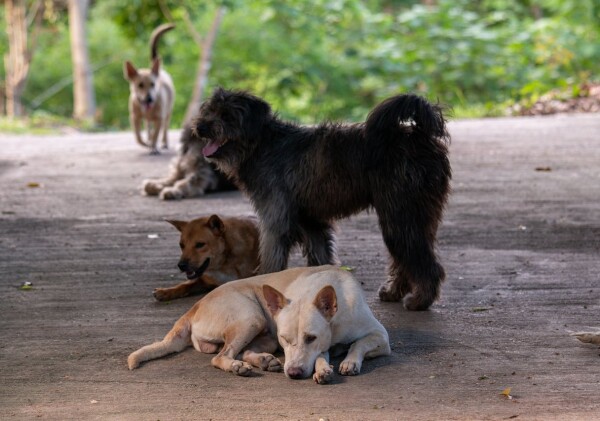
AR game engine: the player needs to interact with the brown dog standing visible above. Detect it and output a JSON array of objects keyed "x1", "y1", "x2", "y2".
[
  {"x1": 124, "y1": 24, "x2": 175, "y2": 154},
  {"x1": 153, "y1": 214, "x2": 260, "y2": 301}
]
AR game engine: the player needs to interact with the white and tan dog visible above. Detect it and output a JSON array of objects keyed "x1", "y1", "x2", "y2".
[
  {"x1": 128, "y1": 266, "x2": 390, "y2": 383},
  {"x1": 124, "y1": 24, "x2": 175, "y2": 154}
]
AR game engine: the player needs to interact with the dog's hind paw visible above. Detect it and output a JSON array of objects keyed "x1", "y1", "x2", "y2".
[
  {"x1": 231, "y1": 360, "x2": 253, "y2": 376},
  {"x1": 402, "y1": 292, "x2": 434, "y2": 311},
  {"x1": 261, "y1": 354, "x2": 283, "y2": 372},
  {"x1": 313, "y1": 365, "x2": 334, "y2": 384},
  {"x1": 572, "y1": 332, "x2": 600, "y2": 345},
  {"x1": 339, "y1": 359, "x2": 361, "y2": 376}
]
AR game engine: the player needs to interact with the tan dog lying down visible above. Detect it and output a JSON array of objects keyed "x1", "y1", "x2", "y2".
[
  {"x1": 153, "y1": 214, "x2": 259, "y2": 301},
  {"x1": 128, "y1": 266, "x2": 390, "y2": 383}
]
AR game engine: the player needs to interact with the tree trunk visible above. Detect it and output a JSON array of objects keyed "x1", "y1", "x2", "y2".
[
  {"x1": 68, "y1": 0, "x2": 96, "y2": 122},
  {"x1": 4, "y1": 0, "x2": 30, "y2": 118},
  {"x1": 183, "y1": 7, "x2": 225, "y2": 124}
]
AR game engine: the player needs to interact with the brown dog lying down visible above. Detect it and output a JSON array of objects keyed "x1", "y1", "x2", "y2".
[
  {"x1": 153, "y1": 214, "x2": 259, "y2": 301},
  {"x1": 128, "y1": 266, "x2": 391, "y2": 384}
]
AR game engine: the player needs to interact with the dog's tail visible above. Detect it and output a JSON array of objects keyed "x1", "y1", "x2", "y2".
[
  {"x1": 127, "y1": 305, "x2": 193, "y2": 370},
  {"x1": 150, "y1": 23, "x2": 175, "y2": 61},
  {"x1": 364, "y1": 94, "x2": 450, "y2": 166}
]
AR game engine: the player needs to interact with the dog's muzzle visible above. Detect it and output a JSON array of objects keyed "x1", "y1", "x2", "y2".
[{"x1": 179, "y1": 258, "x2": 210, "y2": 280}]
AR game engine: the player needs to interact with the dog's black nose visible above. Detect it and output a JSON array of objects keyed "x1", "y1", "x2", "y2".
[
  {"x1": 178, "y1": 260, "x2": 189, "y2": 272},
  {"x1": 286, "y1": 367, "x2": 304, "y2": 379}
]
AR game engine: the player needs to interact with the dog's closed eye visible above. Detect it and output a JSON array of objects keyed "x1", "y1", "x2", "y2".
[
  {"x1": 195, "y1": 242, "x2": 206, "y2": 249},
  {"x1": 304, "y1": 334, "x2": 317, "y2": 344}
]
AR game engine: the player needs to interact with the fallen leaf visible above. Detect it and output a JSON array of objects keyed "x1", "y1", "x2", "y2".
[
  {"x1": 501, "y1": 387, "x2": 513, "y2": 399},
  {"x1": 535, "y1": 167, "x2": 552, "y2": 172},
  {"x1": 20, "y1": 282, "x2": 33, "y2": 291},
  {"x1": 339, "y1": 265, "x2": 354, "y2": 272},
  {"x1": 26, "y1": 182, "x2": 41, "y2": 188},
  {"x1": 472, "y1": 307, "x2": 491, "y2": 312},
  {"x1": 478, "y1": 375, "x2": 489, "y2": 380},
  {"x1": 90, "y1": 400, "x2": 98, "y2": 404}
]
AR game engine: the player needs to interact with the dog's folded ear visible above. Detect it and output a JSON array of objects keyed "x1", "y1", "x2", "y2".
[
  {"x1": 207, "y1": 214, "x2": 225, "y2": 235},
  {"x1": 263, "y1": 285, "x2": 287, "y2": 316},
  {"x1": 166, "y1": 219, "x2": 187, "y2": 232},
  {"x1": 313, "y1": 285, "x2": 337, "y2": 321},
  {"x1": 124, "y1": 61, "x2": 139, "y2": 81}
]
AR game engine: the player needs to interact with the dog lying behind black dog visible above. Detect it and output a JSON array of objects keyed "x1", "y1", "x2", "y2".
[
  {"x1": 191, "y1": 88, "x2": 451, "y2": 311},
  {"x1": 142, "y1": 125, "x2": 236, "y2": 200}
]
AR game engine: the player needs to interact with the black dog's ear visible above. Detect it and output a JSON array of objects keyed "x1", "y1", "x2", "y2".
[{"x1": 236, "y1": 93, "x2": 272, "y2": 139}]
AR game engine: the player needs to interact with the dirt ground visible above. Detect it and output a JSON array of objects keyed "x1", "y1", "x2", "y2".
[{"x1": 1, "y1": 114, "x2": 599, "y2": 421}]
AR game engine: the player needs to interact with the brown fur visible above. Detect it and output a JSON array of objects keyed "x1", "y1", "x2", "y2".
[{"x1": 153, "y1": 214, "x2": 260, "y2": 301}]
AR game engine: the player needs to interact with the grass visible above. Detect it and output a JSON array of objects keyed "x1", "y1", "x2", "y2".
[
  {"x1": 0, "y1": 111, "x2": 103, "y2": 135},
  {"x1": 1, "y1": 99, "x2": 521, "y2": 135}
]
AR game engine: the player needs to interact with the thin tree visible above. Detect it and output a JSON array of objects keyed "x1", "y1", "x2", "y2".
[
  {"x1": 3, "y1": 0, "x2": 43, "y2": 117},
  {"x1": 159, "y1": 1, "x2": 225, "y2": 124},
  {"x1": 68, "y1": 0, "x2": 96, "y2": 122}
]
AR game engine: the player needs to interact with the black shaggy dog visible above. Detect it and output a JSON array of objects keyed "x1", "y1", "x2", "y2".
[{"x1": 192, "y1": 88, "x2": 451, "y2": 310}]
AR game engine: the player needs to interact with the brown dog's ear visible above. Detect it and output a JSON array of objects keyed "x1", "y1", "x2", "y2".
[
  {"x1": 166, "y1": 219, "x2": 187, "y2": 232},
  {"x1": 151, "y1": 58, "x2": 160, "y2": 76},
  {"x1": 313, "y1": 285, "x2": 337, "y2": 321},
  {"x1": 207, "y1": 214, "x2": 225, "y2": 236},
  {"x1": 124, "y1": 61, "x2": 138, "y2": 81},
  {"x1": 263, "y1": 285, "x2": 287, "y2": 316}
]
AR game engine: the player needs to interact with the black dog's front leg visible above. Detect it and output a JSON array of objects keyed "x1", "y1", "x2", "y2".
[
  {"x1": 258, "y1": 226, "x2": 293, "y2": 274},
  {"x1": 299, "y1": 219, "x2": 339, "y2": 267}
]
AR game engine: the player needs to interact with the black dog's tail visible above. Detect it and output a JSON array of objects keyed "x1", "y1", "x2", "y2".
[
  {"x1": 150, "y1": 23, "x2": 175, "y2": 61},
  {"x1": 365, "y1": 94, "x2": 450, "y2": 166}
]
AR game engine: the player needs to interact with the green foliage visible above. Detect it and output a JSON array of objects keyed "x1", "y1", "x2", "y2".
[{"x1": 4, "y1": 0, "x2": 600, "y2": 128}]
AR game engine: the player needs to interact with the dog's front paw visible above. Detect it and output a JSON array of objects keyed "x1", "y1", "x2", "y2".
[
  {"x1": 149, "y1": 148, "x2": 160, "y2": 155},
  {"x1": 142, "y1": 180, "x2": 163, "y2": 196},
  {"x1": 313, "y1": 364, "x2": 334, "y2": 384},
  {"x1": 339, "y1": 359, "x2": 361, "y2": 376},
  {"x1": 231, "y1": 360, "x2": 253, "y2": 376},
  {"x1": 378, "y1": 283, "x2": 402, "y2": 302},
  {"x1": 153, "y1": 288, "x2": 174, "y2": 302},
  {"x1": 159, "y1": 187, "x2": 183, "y2": 200}
]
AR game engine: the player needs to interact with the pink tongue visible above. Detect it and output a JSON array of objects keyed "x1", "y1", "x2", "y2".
[{"x1": 202, "y1": 141, "x2": 220, "y2": 157}]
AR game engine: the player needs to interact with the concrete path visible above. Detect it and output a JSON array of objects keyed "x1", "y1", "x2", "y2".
[{"x1": 1, "y1": 114, "x2": 599, "y2": 420}]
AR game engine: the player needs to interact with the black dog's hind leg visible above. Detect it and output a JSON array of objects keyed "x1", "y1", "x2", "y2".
[
  {"x1": 375, "y1": 198, "x2": 445, "y2": 311},
  {"x1": 299, "y1": 219, "x2": 339, "y2": 267}
]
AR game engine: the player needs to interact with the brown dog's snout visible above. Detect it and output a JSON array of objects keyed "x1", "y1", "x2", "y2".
[
  {"x1": 177, "y1": 260, "x2": 189, "y2": 272},
  {"x1": 286, "y1": 367, "x2": 305, "y2": 379}
]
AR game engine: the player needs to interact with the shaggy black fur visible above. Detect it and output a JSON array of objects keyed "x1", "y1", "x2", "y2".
[{"x1": 192, "y1": 88, "x2": 451, "y2": 310}]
